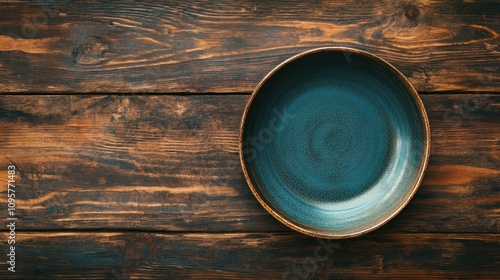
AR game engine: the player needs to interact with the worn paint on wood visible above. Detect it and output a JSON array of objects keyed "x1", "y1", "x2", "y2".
[
  {"x1": 0, "y1": 94, "x2": 498, "y2": 232},
  {"x1": 0, "y1": 0, "x2": 498, "y2": 93},
  {"x1": 0, "y1": 232, "x2": 498, "y2": 279},
  {"x1": 0, "y1": 1, "x2": 498, "y2": 277}
]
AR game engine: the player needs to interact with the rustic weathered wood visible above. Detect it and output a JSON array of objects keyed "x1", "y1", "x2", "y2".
[
  {"x1": 0, "y1": 0, "x2": 499, "y2": 93},
  {"x1": 0, "y1": 94, "x2": 498, "y2": 232},
  {"x1": 0, "y1": 1, "x2": 497, "y2": 278},
  {"x1": 0, "y1": 232, "x2": 498, "y2": 279}
]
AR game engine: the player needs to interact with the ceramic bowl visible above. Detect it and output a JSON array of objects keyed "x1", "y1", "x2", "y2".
[{"x1": 239, "y1": 47, "x2": 430, "y2": 238}]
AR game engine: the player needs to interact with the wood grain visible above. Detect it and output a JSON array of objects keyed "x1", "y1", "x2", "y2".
[
  {"x1": 0, "y1": 0, "x2": 499, "y2": 93},
  {"x1": 0, "y1": 232, "x2": 498, "y2": 279},
  {"x1": 0, "y1": 94, "x2": 498, "y2": 233}
]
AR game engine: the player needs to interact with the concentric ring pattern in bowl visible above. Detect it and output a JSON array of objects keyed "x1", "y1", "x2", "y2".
[{"x1": 239, "y1": 47, "x2": 430, "y2": 238}]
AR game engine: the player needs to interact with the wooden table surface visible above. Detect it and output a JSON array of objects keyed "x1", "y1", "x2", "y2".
[{"x1": 1, "y1": 1, "x2": 499, "y2": 279}]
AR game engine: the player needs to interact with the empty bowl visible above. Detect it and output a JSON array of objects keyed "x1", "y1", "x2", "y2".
[{"x1": 239, "y1": 47, "x2": 430, "y2": 238}]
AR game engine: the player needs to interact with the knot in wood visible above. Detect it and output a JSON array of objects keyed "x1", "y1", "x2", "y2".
[
  {"x1": 404, "y1": 4, "x2": 420, "y2": 21},
  {"x1": 73, "y1": 36, "x2": 108, "y2": 65}
]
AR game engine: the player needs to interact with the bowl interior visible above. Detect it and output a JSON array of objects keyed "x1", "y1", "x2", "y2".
[{"x1": 240, "y1": 48, "x2": 429, "y2": 238}]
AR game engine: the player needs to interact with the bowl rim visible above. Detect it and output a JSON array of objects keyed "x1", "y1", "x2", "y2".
[{"x1": 239, "y1": 47, "x2": 431, "y2": 239}]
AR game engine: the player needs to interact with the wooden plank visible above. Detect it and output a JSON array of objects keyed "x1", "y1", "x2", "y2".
[
  {"x1": 0, "y1": 94, "x2": 498, "y2": 233},
  {"x1": 0, "y1": 0, "x2": 498, "y2": 93},
  {"x1": 0, "y1": 232, "x2": 498, "y2": 279}
]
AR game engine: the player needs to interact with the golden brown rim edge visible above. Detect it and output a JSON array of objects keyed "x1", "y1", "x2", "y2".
[{"x1": 238, "y1": 47, "x2": 431, "y2": 239}]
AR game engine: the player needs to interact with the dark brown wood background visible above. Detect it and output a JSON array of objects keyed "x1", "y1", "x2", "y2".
[{"x1": 0, "y1": 1, "x2": 499, "y2": 279}]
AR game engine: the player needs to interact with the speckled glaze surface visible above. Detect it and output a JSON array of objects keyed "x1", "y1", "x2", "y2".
[{"x1": 240, "y1": 47, "x2": 430, "y2": 238}]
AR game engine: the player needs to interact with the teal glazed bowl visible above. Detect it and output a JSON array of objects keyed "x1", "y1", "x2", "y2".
[{"x1": 239, "y1": 47, "x2": 430, "y2": 238}]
